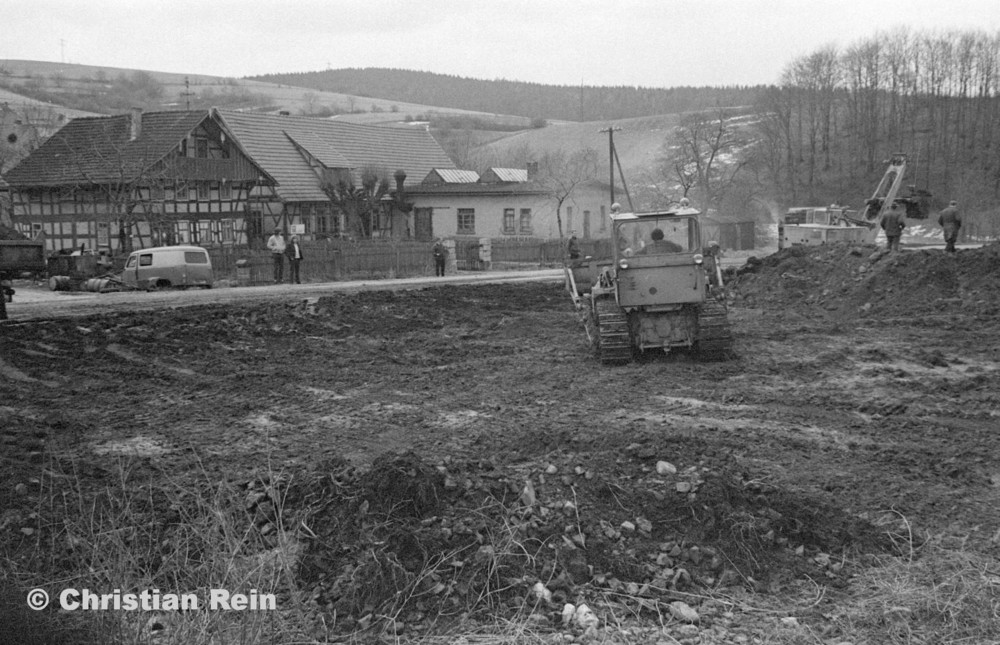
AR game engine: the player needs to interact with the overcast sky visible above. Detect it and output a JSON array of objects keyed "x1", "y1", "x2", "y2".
[{"x1": 3, "y1": 0, "x2": 999, "y2": 87}]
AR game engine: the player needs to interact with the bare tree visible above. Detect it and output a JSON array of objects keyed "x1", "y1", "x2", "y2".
[
  {"x1": 660, "y1": 107, "x2": 753, "y2": 215},
  {"x1": 321, "y1": 166, "x2": 391, "y2": 238},
  {"x1": 534, "y1": 148, "x2": 600, "y2": 238},
  {"x1": 60, "y1": 119, "x2": 171, "y2": 252}
]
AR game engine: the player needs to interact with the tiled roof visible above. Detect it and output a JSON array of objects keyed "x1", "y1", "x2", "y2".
[
  {"x1": 482, "y1": 167, "x2": 528, "y2": 183},
  {"x1": 424, "y1": 168, "x2": 480, "y2": 184},
  {"x1": 285, "y1": 131, "x2": 352, "y2": 169},
  {"x1": 407, "y1": 181, "x2": 547, "y2": 196},
  {"x1": 215, "y1": 110, "x2": 457, "y2": 203},
  {"x1": 3, "y1": 111, "x2": 211, "y2": 187}
]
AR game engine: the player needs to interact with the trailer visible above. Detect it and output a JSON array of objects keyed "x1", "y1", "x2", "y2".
[{"x1": 0, "y1": 239, "x2": 46, "y2": 320}]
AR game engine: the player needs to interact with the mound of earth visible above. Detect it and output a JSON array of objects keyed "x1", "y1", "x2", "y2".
[
  {"x1": 731, "y1": 242, "x2": 1000, "y2": 321},
  {"x1": 289, "y1": 449, "x2": 890, "y2": 636}
]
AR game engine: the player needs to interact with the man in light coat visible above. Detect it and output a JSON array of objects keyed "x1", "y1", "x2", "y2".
[{"x1": 266, "y1": 228, "x2": 286, "y2": 283}]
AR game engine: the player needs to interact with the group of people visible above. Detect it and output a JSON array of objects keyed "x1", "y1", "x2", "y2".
[
  {"x1": 266, "y1": 228, "x2": 305, "y2": 284},
  {"x1": 881, "y1": 199, "x2": 962, "y2": 253}
]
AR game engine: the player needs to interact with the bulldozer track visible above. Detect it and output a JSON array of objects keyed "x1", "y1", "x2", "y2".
[
  {"x1": 593, "y1": 297, "x2": 633, "y2": 364},
  {"x1": 696, "y1": 300, "x2": 734, "y2": 361}
]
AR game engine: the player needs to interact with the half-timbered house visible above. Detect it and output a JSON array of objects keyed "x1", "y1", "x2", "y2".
[{"x1": 3, "y1": 108, "x2": 273, "y2": 253}]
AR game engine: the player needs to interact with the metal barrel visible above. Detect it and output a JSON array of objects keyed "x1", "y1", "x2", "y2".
[{"x1": 48, "y1": 275, "x2": 71, "y2": 291}]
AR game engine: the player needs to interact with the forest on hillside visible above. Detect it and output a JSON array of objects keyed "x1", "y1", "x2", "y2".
[
  {"x1": 607, "y1": 28, "x2": 1000, "y2": 236},
  {"x1": 248, "y1": 68, "x2": 764, "y2": 121},
  {"x1": 748, "y1": 28, "x2": 1000, "y2": 235}
]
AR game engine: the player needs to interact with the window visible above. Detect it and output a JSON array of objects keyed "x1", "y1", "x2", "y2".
[
  {"x1": 198, "y1": 221, "x2": 211, "y2": 244},
  {"x1": 125, "y1": 255, "x2": 137, "y2": 269},
  {"x1": 457, "y1": 208, "x2": 475, "y2": 234},
  {"x1": 502, "y1": 208, "x2": 515, "y2": 234},
  {"x1": 197, "y1": 183, "x2": 210, "y2": 200},
  {"x1": 177, "y1": 221, "x2": 191, "y2": 244},
  {"x1": 139, "y1": 253, "x2": 153, "y2": 266},
  {"x1": 519, "y1": 209, "x2": 533, "y2": 235},
  {"x1": 195, "y1": 137, "x2": 209, "y2": 159},
  {"x1": 184, "y1": 251, "x2": 209, "y2": 264},
  {"x1": 220, "y1": 183, "x2": 232, "y2": 200},
  {"x1": 221, "y1": 219, "x2": 234, "y2": 243}
]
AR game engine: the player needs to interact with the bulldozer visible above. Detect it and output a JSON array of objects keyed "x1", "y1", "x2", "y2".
[{"x1": 566, "y1": 200, "x2": 733, "y2": 364}]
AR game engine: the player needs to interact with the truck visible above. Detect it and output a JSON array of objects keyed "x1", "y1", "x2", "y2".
[
  {"x1": 566, "y1": 200, "x2": 733, "y2": 364},
  {"x1": 0, "y1": 237, "x2": 47, "y2": 320},
  {"x1": 779, "y1": 153, "x2": 930, "y2": 248}
]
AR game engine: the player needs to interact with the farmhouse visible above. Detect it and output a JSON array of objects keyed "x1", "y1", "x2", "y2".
[
  {"x1": 2, "y1": 108, "x2": 458, "y2": 252},
  {"x1": 408, "y1": 168, "x2": 613, "y2": 241},
  {"x1": 3, "y1": 108, "x2": 273, "y2": 253}
]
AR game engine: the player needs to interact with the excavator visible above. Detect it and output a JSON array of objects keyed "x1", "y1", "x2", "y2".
[{"x1": 779, "y1": 153, "x2": 930, "y2": 248}]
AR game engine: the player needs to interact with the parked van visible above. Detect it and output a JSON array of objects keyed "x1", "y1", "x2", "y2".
[{"x1": 122, "y1": 245, "x2": 213, "y2": 291}]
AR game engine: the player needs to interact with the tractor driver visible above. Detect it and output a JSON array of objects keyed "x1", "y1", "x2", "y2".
[{"x1": 639, "y1": 228, "x2": 683, "y2": 254}]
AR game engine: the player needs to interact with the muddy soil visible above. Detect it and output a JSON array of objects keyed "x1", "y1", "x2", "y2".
[{"x1": 2, "y1": 243, "x2": 999, "y2": 643}]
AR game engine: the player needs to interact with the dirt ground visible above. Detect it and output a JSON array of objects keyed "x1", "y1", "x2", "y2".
[{"x1": 2, "y1": 242, "x2": 999, "y2": 644}]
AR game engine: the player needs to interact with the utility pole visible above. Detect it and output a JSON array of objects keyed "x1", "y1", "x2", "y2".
[
  {"x1": 181, "y1": 76, "x2": 195, "y2": 110},
  {"x1": 600, "y1": 126, "x2": 634, "y2": 212},
  {"x1": 601, "y1": 126, "x2": 619, "y2": 207}
]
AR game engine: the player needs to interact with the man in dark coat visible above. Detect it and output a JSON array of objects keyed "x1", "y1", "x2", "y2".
[
  {"x1": 285, "y1": 235, "x2": 304, "y2": 284},
  {"x1": 880, "y1": 202, "x2": 906, "y2": 252},
  {"x1": 567, "y1": 231, "x2": 581, "y2": 260},
  {"x1": 938, "y1": 200, "x2": 962, "y2": 253},
  {"x1": 432, "y1": 238, "x2": 448, "y2": 277}
]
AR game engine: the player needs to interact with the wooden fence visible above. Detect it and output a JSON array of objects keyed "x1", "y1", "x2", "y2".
[
  {"x1": 208, "y1": 226, "x2": 756, "y2": 285},
  {"x1": 209, "y1": 240, "x2": 436, "y2": 285}
]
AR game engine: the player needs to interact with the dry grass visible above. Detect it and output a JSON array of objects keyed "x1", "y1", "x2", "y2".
[
  {"x1": 832, "y1": 534, "x2": 1000, "y2": 644},
  {"x1": 2, "y1": 455, "x2": 309, "y2": 645}
]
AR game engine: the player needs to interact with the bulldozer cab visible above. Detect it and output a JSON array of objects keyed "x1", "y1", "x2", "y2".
[{"x1": 611, "y1": 206, "x2": 708, "y2": 309}]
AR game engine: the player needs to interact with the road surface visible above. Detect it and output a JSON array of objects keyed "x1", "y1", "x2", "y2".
[{"x1": 2, "y1": 269, "x2": 568, "y2": 322}]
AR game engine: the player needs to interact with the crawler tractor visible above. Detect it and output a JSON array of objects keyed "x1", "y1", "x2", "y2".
[{"x1": 566, "y1": 201, "x2": 733, "y2": 364}]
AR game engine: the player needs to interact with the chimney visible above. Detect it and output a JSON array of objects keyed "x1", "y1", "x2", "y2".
[
  {"x1": 526, "y1": 161, "x2": 538, "y2": 180},
  {"x1": 129, "y1": 107, "x2": 142, "y2": 141},
  {"x1": 394, "y1": 169, "x2": 407, "y2": 194}
]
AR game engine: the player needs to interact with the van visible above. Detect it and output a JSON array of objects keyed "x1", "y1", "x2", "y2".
[{"x1": 122, "y1": 245, "x2": 213, "y2": 291}]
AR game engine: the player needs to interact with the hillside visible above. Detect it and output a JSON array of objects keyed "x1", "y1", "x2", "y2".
[
  {"x1": 0, "y1": 60, "x2": 513, "y2": 124},
  {"x1": 249, "y1": 67, "x2": 763, "y2": 122}
]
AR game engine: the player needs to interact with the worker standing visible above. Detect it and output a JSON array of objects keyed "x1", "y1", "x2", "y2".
[
  {"x1": 285, "y1": 235, "x2": 304, "y2": 284},
  {"x1": 432, "y1": 238, "x2": 448, "y2": 277},
  {"x1": 266, "y1": 228, "x2": 286, "y2": 283},
  {"x1": 881, "y1": 202, "x2": 906, "y2": 252},
  {"x1": 938, "y1": 200, "x2": 962, "y2": 253},
  {"x1": 567, "y1": 231, "x2": 581, "y2": 260}
]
